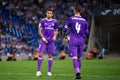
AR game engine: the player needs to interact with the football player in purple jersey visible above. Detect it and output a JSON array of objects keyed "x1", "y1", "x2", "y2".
[
  {"x1": 36, "y1": 9, "x2": 58, "y2": 77},
  {"x1": 63, "y1": 4, "x2": 89, "y2": 79}
]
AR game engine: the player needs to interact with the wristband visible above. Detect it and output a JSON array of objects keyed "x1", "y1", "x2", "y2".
[
  {"x1": 67, "y1": 36, "x2": 70, "y2": 40},
  {"x1": 42, "y1": 37, "x2": 46, "y2": 41}
]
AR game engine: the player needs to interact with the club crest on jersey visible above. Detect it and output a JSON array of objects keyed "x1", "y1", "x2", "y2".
[
  {"x1": 51, "y1": 23, "x2": 54, "y2": 26},
  {"x1": 44, "y1": 23, "x2": 47, "y2": 26}
]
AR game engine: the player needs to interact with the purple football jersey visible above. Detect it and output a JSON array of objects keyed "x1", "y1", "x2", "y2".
[
  {"x1": 39, "y1": 18, "x2": 58, "y2": 42},
  {"x1": 63, "y1": 16, "x2": 88, "y2": 45},
  {"x1": 63, "y1": 15, "x2": 89, "y2": 57}
]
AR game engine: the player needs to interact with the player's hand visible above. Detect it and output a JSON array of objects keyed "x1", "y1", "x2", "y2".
[
  {"x1": 42, "y1": 37, "x2": 48, "y2": 44},
  {"x1": 44, "y1": 40, "x2": 48, "y2": 44},
  {"x1": 63, "y1": 37, "x2": 68, "y2": 43},
  {"x1": 63, "y1": 36, "x2": 70, "y2": 43},
  {"x1": 66, "y1": 36, "x2": 70, "y2": 41},
  {"x1": 52, "y1": 36, "x2": 56, "y2": 41}
]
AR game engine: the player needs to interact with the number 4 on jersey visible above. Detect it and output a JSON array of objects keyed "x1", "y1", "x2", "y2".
[{"x1": 75, "y1": 22, "x2": 81, "y2": 33}]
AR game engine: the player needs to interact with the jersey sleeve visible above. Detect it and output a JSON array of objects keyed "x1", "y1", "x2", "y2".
[
  {"x1": 54, "y1": 21, "x2": 58, "y2": 30},
  {"x1": 84, "y1": 21, "x2": 89, "y2": 38},
  {"x1": 63, "y1": 18, "x2": 71, "y2": 32},
  {"x1": 38, "y1": 20, "x2": 44, "y2": 29}
]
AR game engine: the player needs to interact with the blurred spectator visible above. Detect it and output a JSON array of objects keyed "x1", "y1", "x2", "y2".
[
  {"x1": 33, "y1": 49, "x2": 39, "y2": 60},
  {"x1": 86, "y1": 51, "x2": 93, "y2": 59},
  {"x1": 0, "y1": 56, "x2": 1, "y2": 61},
  {"x1": 0, "y1": 42, "x2": 2, "y2": 61},
  {"x1": 6, "y1": 51, "x2": 13, "y2": 61},
  {"x1": 15, "y1": 40, "x2": 23, "y2": 55},
  {"x1": 59, "y1": 51, "x2": 66, "y2": 60},
  {"x1": 86, "y1": 47, "x2": 98, "y2": 59},
  {"x1": 98, "y1": 48, "x2": 105, "y2": 59},
  {"x1": 92, "y1": 47, "x2": 98, "y2": 59}
]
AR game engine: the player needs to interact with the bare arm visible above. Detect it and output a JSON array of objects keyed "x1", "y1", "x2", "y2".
[
  {"x1": 62, "y1": 31, "x2": 69, "y2": 42},
  {"x1": 38, "y1": 28, "x2": 48, "y2": 44},
  {"x1": 52, "y1": 29, "x2": 58, "y2": 41}
]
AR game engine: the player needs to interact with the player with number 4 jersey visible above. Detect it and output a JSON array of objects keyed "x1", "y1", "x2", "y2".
[
  {"x1": 63, "y1": 7, "x2": 88, "y2": 57},
  {"x1": 63, "y1": 4, "x2": 89, "y2": 79},
  {"x1": 63, "y1": 16, "x2": 88, "y2": 48}
]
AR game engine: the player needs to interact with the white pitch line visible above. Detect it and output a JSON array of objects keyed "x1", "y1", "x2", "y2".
[{"x1": 0, "y1": 73, "x2": 120, "y2": 78}]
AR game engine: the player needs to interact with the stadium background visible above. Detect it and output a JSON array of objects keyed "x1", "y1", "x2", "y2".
[{"x1": 0, "y1": 0, "x2": 120, "y2": 60}]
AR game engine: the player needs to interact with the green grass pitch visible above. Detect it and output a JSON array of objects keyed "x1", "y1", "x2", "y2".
[{"x1": 0, "y1": 59, "x2": 120, "y2": 80}]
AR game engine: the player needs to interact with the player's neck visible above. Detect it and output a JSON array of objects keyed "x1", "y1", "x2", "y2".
[
  {"x1": 46, "y1": 17, "x2": 52, "y2": 20},
  {"x1": 74, "y1": 13, "x2": 80, "y2": 16}
]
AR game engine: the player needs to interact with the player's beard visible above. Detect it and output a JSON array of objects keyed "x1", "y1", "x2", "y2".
[{"x1": 47, "y1": 17, "x2": 52, "y2": 20}]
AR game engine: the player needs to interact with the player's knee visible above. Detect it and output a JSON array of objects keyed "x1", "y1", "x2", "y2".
[
  {"x1": 39, "y1": 52, "x2": 43, "y2": 56},
  {"x1": 48, "y1": 54, "x2": 53, "y2": 58},
  {"x1": 72, "y1": 56, "x2": 77, "y2": 59}
]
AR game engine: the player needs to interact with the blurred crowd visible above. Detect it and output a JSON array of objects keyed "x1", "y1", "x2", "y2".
[
  {"x1": 0, "y1": 0, "x2": 120, "y2": 60},
  {"x1": 0, "y1": 0, "x2": 39, "y2": 26},
  {"x1": 1, "y1": 0, "x2": 119, "y2": 27},
  {"x1": 0, "y1": 32, "x2": 36, "y2": 56}
]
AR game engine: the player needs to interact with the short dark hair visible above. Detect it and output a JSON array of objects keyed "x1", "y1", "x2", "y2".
[
  {"x1": 47, "y1": 8, "x2": 53, "y2": 12},
  {"x1": 74, "y1": 4, "x2": 82, "y2": 12}
]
